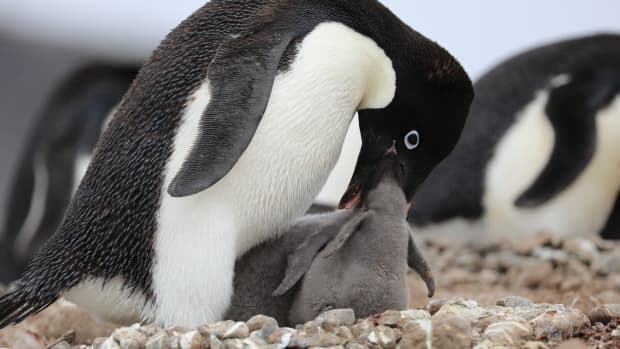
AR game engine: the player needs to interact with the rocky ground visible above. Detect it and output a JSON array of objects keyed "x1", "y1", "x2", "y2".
[{"x1": 1, "y1": 232, "x2": 620, "y2": 349}]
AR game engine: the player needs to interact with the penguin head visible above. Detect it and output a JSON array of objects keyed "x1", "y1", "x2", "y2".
[
  {"x1": 360, "y1": 143, "x2": 408, "y2": 213},
  {"x1": 339, "y1": 42, "x2": 474, "y2": 209}
]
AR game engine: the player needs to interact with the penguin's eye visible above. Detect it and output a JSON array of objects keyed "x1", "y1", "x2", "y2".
[{"x1": 404, "y1": 130, "x2": 420, "y2": 150}]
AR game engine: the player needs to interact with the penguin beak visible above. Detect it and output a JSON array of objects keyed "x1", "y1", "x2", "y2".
[{"x1": 338, "y1": 183, "x2": 362, "y2": 209}]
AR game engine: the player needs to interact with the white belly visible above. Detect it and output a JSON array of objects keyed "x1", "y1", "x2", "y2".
[{"x1": 151, "y1": 22, "x2": 396, "y2": 327}]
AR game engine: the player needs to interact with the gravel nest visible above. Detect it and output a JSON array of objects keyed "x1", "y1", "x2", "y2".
[{"x1": 2, "y1": 232, "x2": 620, "y2": 349}]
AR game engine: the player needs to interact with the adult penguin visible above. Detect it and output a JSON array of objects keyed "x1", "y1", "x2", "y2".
[
  {"x1": 0, "y1": 0, "x2": 473, "y2": 327},
  {"x1": 0, "y1": 64, "x2": 136, "y2": 283},
  {"x1": 410, "y1": 33, "x2": 620, "y2": 241}
]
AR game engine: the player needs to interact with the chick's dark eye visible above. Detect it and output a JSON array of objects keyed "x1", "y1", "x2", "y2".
[{"x1": 404, "y1": 130, "x2": 420, "y2": 150}]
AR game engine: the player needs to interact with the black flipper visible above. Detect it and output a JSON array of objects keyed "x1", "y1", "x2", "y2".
[
  {"x1": 516, "y1": 70, "x2": 620, "y2": 207},
  {"x1": 407, "y1": 235, "x2": 435, "y2": 297},
  {"x1": 168, "y1": 27, "x2": 297, "y2": 197}
]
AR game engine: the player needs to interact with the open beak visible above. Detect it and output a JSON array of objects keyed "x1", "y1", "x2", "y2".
[{"x1": 338, "y1": 184, "x2": 362, "y2": 209}]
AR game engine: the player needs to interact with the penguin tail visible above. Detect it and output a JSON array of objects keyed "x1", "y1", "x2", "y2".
[{"x1": 0, "y1": 286, "x2": 57, "y2": 328}]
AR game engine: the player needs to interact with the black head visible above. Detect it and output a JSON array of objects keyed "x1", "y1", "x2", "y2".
[{"x1": 340, "y1": 34, "x2": 474, "y2": 209}]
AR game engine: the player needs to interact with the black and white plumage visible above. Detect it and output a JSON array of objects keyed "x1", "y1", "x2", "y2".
[
  {"x1": 0, "y1": 65, "x2": 136, "y2": 283},
  {"x1": 0, "y1": 0, "x2": 472, "y2": 328},
  {"x1": 410, "y1": 33, "x2": 620, "y2": 240}
]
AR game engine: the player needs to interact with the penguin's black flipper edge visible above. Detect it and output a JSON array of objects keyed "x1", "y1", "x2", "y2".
[
  {"x1": 516, "y1": 70, "x2": 620, "y2": 207},
  {"x1": 600, "y1": 192, "x2": 620, "y2": 239},
  {"x1": 0, "y1": 288, "x2": 57, "y2": 328},
  {"x1": 168, "y1": 26, "x2": 297, "y2": 197}
]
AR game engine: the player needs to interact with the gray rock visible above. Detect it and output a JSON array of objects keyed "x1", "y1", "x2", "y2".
[
  {"x1": 209, "y1": 334, "x2": 223, "y2": 349},
  {"x1": 530, "y1": 307, "x2": 590, "y2": 343},
  {"x1": 399, "y1": 320, "x2": 431, "y2": 349},
  {"x1": 376, "y1": 310, "x2": 402, "y2": 327},
  {"x1": 222, "y1": 322, "x2": 249, "y2": 339},
  {"x1": 315, "y1": 309, "x2": 356, "y2": 327},
  {"x1": 563, "y1": 238, "x2": 599, "y2": 265},
  {"x1": 497, "y1": 296, "x2": 534, "y2": 307},
  {"x1": 179, "y1": 331, "x2": 202, "y2": 349},
  {"x1": 246, "y1": 314, "x2": 278, "y2": 332},
  {"x1": 432, "y1": 313, "x2": 472, "y2": 349},
  {"x1": 367, "y1": 325, "x2": 399, "y2": 349},
  {"x1": 49, "y1": 341, "x2": 72, "y2": 349},
  {"x1": 145, "y1": 332, "x2": 169, "y2": 349},
  {"x1": 198, "y1": 320, "x2": 235, "y2": 339},
  {"x1": 112, "y1": 327, "x2": 148, "y2": 349},
  {"x1": 518, "y1": 260, "x2": 554, "y2": 288},
  {"x1": 100, "y1": 338, "x2": 121, "y2": 349},
  {"x1": 588, "y1": 304, "x2": 620, "y2": 324},
  {"x1": 533, "y1": 247, "x2": 569, "y2": 265},
  {"x1": 592, "y1": 254, "x2": 620, "y2": 276},
  {"x1": 483, "y1": 321, "x2": 532, "y2": 345}
]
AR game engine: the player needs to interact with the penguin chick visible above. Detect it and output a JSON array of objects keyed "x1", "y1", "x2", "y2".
[{"x1": 272, "y1": 145, "x2": 434, "y2": 325}]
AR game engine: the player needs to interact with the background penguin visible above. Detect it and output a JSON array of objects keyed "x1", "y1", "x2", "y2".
[
  {"x1": 0, "y1": 0, "x2": 472, "y2": 328},
  {"x1": 0, "y1": 64, "x2": 136, "y2": 283},
  {"x1": 410, "y1": 33, "x2": 620, "y2": 241}
]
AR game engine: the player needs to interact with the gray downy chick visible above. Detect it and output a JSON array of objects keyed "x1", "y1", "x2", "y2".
[{"x1": 272, "y1": 144, "x2": 434, "y2": 325}]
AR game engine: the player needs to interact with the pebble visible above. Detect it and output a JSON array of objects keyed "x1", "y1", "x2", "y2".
[
  {"x1": 198, "y1": 320, "x2": 235, "y2": 339},
  {"x1": 483, "y1": 321, "x2": 532, "y2": 345},
  {"x1": 144, "y1": 332, "x2": 169, "y2": 349},
  {"x1": 367, "y1": 325, "x2": 399, "y2": 348},
  {"x1": 246, "y1": 315, "x2": 278, "y2": 332},
  {"x1": 222, "y1": 322, "x2": 249, "y2": 339},
  {"x1": 179, "y1": 331, "x2": 201, "y2": 349},
  {"x1": 112, "y1": 326, "x2": 147, "y2": 349},
  {"x1": 497, "y1": 296, "x2": 534, "y2": 308},
  {"x1": 587, "y1": 304, "x2": 620, "y2": 324},
  {"x1": 432, "y1": 313, "x2": 472, "y2": 349},
  {"x1": 562, "y1": 238, "x2": 599, "y2": 265},
  {"x1": 315, "y1": 309, "x2": 356, "y2": 327}
]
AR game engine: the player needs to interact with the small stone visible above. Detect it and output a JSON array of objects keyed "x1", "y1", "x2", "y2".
[
  {"x1": 521, "y1": 341, "x2": 550, "y2": 349},
  {"x1": 337, "y1": 326, "x2": 354, "y2": 341},
  {"x1": 101, "y1": 338, "x2": 121, "y2": 349},
  {"x1": 49, "y1": 341, "x2": 72, "y2": 349},
  {"x1": 345, "y1": 343, "x2": 365, "y2": 349},
  {"x1": 351, "y1": 319, "x2": 373, "y2": 338},
  {"x1": 179, "y1": 331, "x2": 202, "y2": 349},
  {"x1": 376, "y1": 310, "x2": 402, "y2": 326},
  {"x1": 563, "y1": 238, "x2": 599, "y2": 265},
  {"x1": 367, "y1": 325, "x2": 399, "y2": 349},
  {"x1": 210, "y1": 335, "x2": 224, "y2": 349},
  {"x1": 530, "y1": 307, "x2": 590, "y2": 342},
  {"x1": 483, "y1": 321, "x2": 532, "y2": 345},
  {"x1": 246, "y1": 314, "x2": 278, "y2": 332},
  {"x1": 533, "y1": 247, "x2": 569, "y2": 265},
  {"x1": 265, "y1": 327, "x2": 296, "y2": 345},
  {"x1": 198, "y1": 320, "x2": 235, "y2": 339},
  {"x1": 399, "y1": 320, "x2": 431, "y2": 349},
  {"x1": 222, "y1": 338, "x2": 244, "y2": 349},
  {"x1": 112, "y1": 327, "x2": 147, "y2": 349},
  {"x1": 588, "y1": 304, "x2": 620, "y2": 324},
  {"x1": 441, "y1": 268, "x2": 477, "y2": 286},
  {"x1": 592, "y1": 254, "x2": 620, "y2": 276},
  {"x1": 432, "y1": 313, "x2": 472, "y2": 349},
  {"x1": 315, "y1": 308, "x2": 356, "y2": 326},
  {"x1": 497, "y1": 295, "x2": 534, "y2": 307},
  {"x1": 145, "y1": 332, "x2": 169, "y2": 349},
  {"x1": 222, "y1": 322, "x2": 249, "y2": 339},
  {"x1": 399, "y1": 309, "x2": 431, "y2": 321}
]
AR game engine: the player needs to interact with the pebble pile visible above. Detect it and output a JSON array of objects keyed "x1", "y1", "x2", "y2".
[{"x1": 3, "y1": 233, "x2": 620, "y2": 348}]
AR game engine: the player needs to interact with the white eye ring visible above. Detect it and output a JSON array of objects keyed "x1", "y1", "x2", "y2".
[{"x1": 404, "y1": 130, "x2": 420, "y2": 150}]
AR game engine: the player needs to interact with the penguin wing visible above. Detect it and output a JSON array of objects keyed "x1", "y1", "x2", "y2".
[
  {"x1": 272, "y1": 223, "x2": 344, "y2": 297},
  {"x1": 516, "y1": 69, "x2": 620, "y2": 207},
  {"x1": 167, "y1": 27, "x2": 297, "y2": 197}
]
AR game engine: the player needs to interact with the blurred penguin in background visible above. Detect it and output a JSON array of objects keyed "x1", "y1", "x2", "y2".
[
  {"x1": 0, "y1": 65, "x2": 136, "y2": 282},
  {"x1": 410, "y1": 34, "x2": 620, "y2": 241}
]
